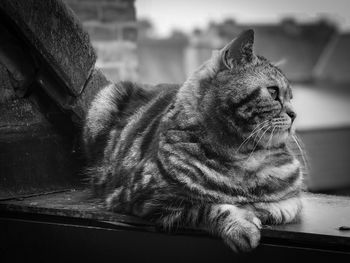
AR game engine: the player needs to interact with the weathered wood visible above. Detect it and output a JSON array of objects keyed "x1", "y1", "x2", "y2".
[
  {"x1": 0, "y1": 89, "x2": 83, "y2": 199},
  {"x1": 0, "y1": 0, "x2": 96, "y2": 96},
  {"x1": 0, "y1": 189, "x2": 150, "y2": 227},
  {"x1": 0, "y1": 23, "x2": 35, "y2": 97},
  {"x1": 2, "y1": 216, "x2": 349, "y2": 263},
  {"x1": 1, "y1": 189, "x2": 349, "y2": 249}
]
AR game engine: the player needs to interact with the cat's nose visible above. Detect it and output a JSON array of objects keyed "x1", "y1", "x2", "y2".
[{"x1": 287, "y1": 111, "x2": 296, "y2": 122}]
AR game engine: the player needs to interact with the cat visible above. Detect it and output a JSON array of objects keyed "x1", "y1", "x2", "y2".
[{"x1": 83, "y1": 29, "x2": 303, "y2": 252}]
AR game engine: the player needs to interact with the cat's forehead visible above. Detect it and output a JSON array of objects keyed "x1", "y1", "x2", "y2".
[
  {"x1": 254, "y1": 56, "x2": 289, "y2": 86},
  {"x1": 254, "y1": 58, "x2": 294, "y2": 98}
]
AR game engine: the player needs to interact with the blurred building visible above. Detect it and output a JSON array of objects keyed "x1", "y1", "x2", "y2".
[
  {"x1": 64, "y1": 0, "x2": 138, "y2": 82},
  {"x1": 187, "y1": 19, "x2": 336, "y2": 83},
  {"x1": 313, "y1": 33, "x2": 350, "y2": 85}
]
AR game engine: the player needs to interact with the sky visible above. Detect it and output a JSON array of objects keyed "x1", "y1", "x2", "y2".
[{"x1": 136, "y1": 0, "x2": 350, "y2": 36}]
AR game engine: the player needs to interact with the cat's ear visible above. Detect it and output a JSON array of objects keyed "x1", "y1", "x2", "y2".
[{"x1": 221, "y1": 29, "x2": 256, "y2": 69}]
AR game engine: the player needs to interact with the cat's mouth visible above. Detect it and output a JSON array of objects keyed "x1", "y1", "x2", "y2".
[
  {"x1": 243, "y1": 116, "x2": 293, "y2": 149},
  {"x1": 251, "y1": 117, "x2": 292, "y2": 148},
  {"x1": 261, "y1": 115, "x2": 294, "y2": 145},
  {"x1": 270, "y1": 116, "x2": 292, "y2": 132}
]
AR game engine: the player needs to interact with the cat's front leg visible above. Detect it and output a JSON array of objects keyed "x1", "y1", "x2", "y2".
[
  {"x1": 251, "y1": 197, "x2": 302, "y2": 225},
  {"x1": 205, "y1": 204, "x2": 262, "y2": 252},
  {"x1": 156, "y1": 204, "x2": 262, "y2": 252}
]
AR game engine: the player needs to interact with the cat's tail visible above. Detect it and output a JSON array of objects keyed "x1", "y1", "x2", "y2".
[{"x1": 83, "y1": 82, "x2": 134, "y2": 160}]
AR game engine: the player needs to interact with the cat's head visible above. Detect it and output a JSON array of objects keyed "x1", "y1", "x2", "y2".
[{"x1": 194, "y1": 29, "x2": 296, "y2": 149}]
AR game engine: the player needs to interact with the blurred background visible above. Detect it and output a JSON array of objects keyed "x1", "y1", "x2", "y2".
[{"x1": 64, "y1": 0, "x2": 350, "y2": 195}]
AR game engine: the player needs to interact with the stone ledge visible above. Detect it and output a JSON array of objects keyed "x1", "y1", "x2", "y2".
[
  {"x1": 0, "y1": 0, "x2": 97, "y2": 96},
  {"x1": 1, "y1": 190, "x2": 350, "y2": 253}
]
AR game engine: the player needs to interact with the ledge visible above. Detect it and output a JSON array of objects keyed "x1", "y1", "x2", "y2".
[{"x1": 0, "y1": 189, "x2": 350, "y2": 252}]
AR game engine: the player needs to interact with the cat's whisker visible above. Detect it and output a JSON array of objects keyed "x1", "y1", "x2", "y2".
[
  {"x1": 245, "y1": 120, "x2": 270, "y2": 139},
  {"x1": 268, "y1": 126, "x2": 276, "y2": 147},
  {"x1": 236, "y1": 121, "x2": 270, "y2": 153},
  {"x1": 292, "y1": 135, "x2": 309, "y2": 172},
  {"x1": 267, "y1": 126, "x2": 276, "y2": 155},
  {"x1": 251, "y1": 123, "x2": 270, "y2": 146},
  {"x1": 236, "y1": 125, "x2": 269, "y2": 154},
  {"x1": 236, "y1": 125, "x2": 267, "y2": 152},
  {"x1": 247, "y1": 125, "x2": 272, "y2": 160},
  {"x1": 246, "y1": 128, "x2": 266, "y2": 161}
]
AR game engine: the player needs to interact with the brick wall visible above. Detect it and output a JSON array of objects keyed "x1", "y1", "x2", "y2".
[{"x1": 64, "y1": 0, "x2": 138, "y2": 82}]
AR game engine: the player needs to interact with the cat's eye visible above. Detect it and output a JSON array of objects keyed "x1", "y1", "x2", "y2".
[{"x1": 267, "y1": 86, "x2": 279, "y2": 100}]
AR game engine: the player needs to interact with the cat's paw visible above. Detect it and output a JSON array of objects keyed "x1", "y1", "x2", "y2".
[
  {"x1": 210, "y1": 205, "x2": 262, "y2": 252},
  {"x1": 253, "y1": 197, "x2": 302, "y2": 225},
  {"x1": 222, "y1": 211, "x2": 262, "y2": 252}
]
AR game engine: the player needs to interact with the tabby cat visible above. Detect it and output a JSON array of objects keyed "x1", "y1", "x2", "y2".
[{"x1": 83, "y1": 29, "x2": 303, "y2": 252}]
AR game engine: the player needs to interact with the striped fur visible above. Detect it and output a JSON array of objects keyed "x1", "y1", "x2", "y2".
[{"x1": 83, "y1": 30, "x2": 303, "y2": 252}]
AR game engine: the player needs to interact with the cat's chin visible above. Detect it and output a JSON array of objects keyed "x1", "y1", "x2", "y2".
[{"x1": 262, "y1": 129, "x2": 291, "y2": 148}]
